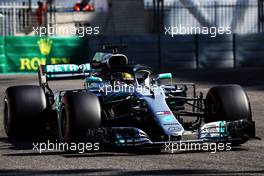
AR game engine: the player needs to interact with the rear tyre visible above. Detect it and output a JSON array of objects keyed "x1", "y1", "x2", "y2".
[
  {"x1": 58, "y1": 92, "x2": 101, "y2": 143},
  {"x1": 4, "y1": 86, "x2": 47, "y2": 138}
]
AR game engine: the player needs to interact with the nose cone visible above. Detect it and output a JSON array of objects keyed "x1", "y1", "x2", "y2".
[
  {"x1": 156, "y1": 112, "x2": 185, "y2": 136},
  {"x1": 140, "y1": 87, "x2": 185, "y2": 137}
]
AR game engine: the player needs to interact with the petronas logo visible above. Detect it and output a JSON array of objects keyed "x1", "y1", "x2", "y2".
[{"x1": 38, "y1": 38, "x2": 52, "y2": 56}]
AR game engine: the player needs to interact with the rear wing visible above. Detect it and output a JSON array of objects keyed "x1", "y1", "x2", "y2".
[{"x1": 38, "y1": 63, "x2": 91, "y2": 85}]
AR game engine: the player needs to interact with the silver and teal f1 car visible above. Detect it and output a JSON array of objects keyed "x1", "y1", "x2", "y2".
[{"x1": 3, "y1": 45, "x2": 256, "y2": 150}]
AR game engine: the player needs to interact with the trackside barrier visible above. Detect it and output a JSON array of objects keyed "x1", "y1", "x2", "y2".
[
  {"x1": 198, "y1": 35, "x2": 234, "y2": 69},
  {"x1": 1, "y1": 36, "x2": 90, "y2": 73},
  {"x1": 0, "y1": 37, "x2": 7, "y2": 73},
  {"x1": 1, "y1": 34, "x2": 264, "y2": 73},
  {"x1": 160, "y1": 35, "x2": 196, "y2": 70},
  {"x1": 121, "y1": 35, "x2": 159, "y2": 71},
  {"x1": 236, "y1": 34, "x2": 264, "y2": 67}
]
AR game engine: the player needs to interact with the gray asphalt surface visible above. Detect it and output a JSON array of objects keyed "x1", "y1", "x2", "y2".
[{"x1": 0, "y1": 68, "x2": 264, "y2": 176}]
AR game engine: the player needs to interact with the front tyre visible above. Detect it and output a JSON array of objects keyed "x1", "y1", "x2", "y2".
[
  {"x1": 205, "y1": 84, "x2": 252, "y2": 122},
  {"x1": 205, "y1": 85, "x2": 255, "y2": 144},
  {"x1": 58, "y1": 92, "x2": 101, "y2": 142}
]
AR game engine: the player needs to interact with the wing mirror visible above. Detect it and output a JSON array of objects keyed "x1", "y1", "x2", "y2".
[
  {"x1": 157, "y1": 73, "x2": 172, "y2": 80},
  {"x1": 156, "y1": 73, "x2": 172, "y2": 86}
]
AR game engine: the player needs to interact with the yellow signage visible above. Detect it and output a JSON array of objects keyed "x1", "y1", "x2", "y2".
[{"x1": 38, "y1": 38, "x2": 53, "y2": 56}]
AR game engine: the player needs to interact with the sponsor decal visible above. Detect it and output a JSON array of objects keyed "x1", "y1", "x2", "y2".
[
  {"x1": 163, "y1": 123, "x2": 179, "y2": 126},
  {"x1": 156, "y1": 111, "x2": 171, "y2": 115},
  {"x1": 38, "y1": 38, "x2": 52, "y2": 56},
  {"x1": 199, "y1": 121, "x2": 228, "y2": 139},
  {"x1": 46, "y1": 64, "x2": 79, "y2": 73},
  {"x1": 20, "y1": 57, "x2": 70, "y2": 71},
  {"x1": 162, "y1": 115, "x2": 174, "y2": 122},
  {"x1": 46, "y1": 64, "x2": 90, "y2": 73},
  {"x1": 167, "y1": 126, "x2": 182, "y2": 132},
  {"x1": 20, "y1": 38, "x2": 70, "y2": 71}
]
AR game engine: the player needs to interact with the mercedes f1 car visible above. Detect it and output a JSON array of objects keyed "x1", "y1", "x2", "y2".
[{"x1": 3, "y1": 45, "x2": 256, "y2": 149}]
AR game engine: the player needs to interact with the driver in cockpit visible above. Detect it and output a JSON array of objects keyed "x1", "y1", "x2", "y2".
[{"x1": 111, "y1": 72, "x2": 134, "y2": 86}]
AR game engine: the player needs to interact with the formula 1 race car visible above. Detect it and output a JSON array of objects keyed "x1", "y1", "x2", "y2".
[{"x1": 3, "y1": 45, "x2": 256, "y2": 149}]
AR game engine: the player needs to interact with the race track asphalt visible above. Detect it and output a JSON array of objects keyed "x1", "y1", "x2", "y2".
[{"x1": 0, "y1": 68, "x2": 263, "y2": 176}]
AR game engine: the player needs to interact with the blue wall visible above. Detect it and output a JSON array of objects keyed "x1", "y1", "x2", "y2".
[{"x1": 87, "y1": 33, "x2": 264, "y2": 72}]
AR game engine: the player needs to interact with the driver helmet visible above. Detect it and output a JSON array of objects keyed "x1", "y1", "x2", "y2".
[{"x1": 112, "y1": 72, "x2": 134, "y2": 85}]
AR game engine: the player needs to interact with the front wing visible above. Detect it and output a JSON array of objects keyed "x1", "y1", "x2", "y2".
[{"x1": 94, "y1": 119, "x2": 256, "y2": 149}]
